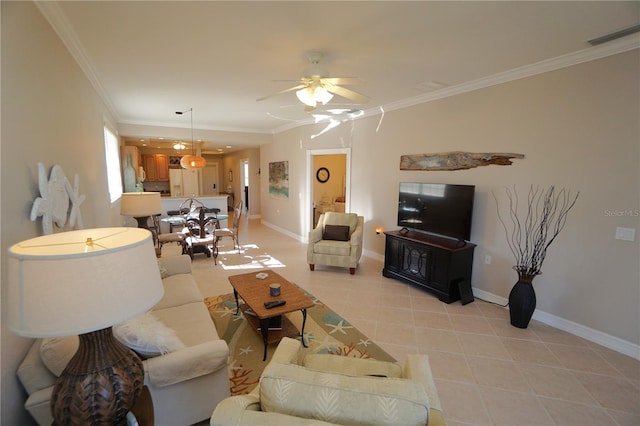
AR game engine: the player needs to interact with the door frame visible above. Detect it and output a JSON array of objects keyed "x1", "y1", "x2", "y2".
[
  {"x1": 305, "y1": 148, "x2": 351, "y2": 242},
  {"x1": 240, "y1": 158, "x2": 249, "y2": 214}
]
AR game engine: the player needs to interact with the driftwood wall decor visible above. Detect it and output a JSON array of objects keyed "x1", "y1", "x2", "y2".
[{"x1": 400, "y1": 151, "x2": 524, "y2": 171}]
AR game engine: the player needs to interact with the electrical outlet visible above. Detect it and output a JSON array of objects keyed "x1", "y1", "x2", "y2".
[
  {"x1": 615, "y1": 227, "x2": 636, "y2": 241},
  {"x1": 484, "y1": 255, "x2": 492, "y2": 264}
]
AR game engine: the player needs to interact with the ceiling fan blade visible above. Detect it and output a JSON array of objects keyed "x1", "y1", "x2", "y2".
[
  {"x1": 323, "y1": 83, "x2": 370, "y2": 104},
  {"x1": 321, "y1": 77, "x2": 363, "y2": 86},
  {"x1": 256, "y1": 84, "x2": 307, "y2": 102}
]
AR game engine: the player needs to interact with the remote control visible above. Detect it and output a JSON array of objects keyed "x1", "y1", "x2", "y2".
[{"x1": 264, "y1": 300, "x2": 286, "y2": 309}]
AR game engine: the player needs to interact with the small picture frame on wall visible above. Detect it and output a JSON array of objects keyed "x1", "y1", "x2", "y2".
[{"x1": 229, "y1": 169, "x2": 233, "y2": 182}]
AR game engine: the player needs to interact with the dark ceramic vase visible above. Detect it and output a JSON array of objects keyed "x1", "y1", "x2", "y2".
[{"x1": 508, "y1": 274, "x2": 537, "y2": 328}]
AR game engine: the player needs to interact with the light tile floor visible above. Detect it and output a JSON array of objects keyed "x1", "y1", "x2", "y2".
[{"x1": 165, "y1": 217, "x2": 640, "y2": 426}]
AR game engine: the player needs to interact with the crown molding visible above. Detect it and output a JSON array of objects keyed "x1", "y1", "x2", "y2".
[
  {"x1": 35, "y1": 1, "x2": 120, "y2": 122},
  {"x1": 369, "y1": 34, "x2": 640, "y2": 118}
]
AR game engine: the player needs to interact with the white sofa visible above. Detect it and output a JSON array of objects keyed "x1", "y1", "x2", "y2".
[{"x1": 17, "y1": 255, "x2": 230, "y2": 426}]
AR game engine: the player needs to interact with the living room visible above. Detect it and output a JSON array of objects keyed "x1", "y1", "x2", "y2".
[{"x1": 2, "y1": 1, "x2": 639, "y2": 425}]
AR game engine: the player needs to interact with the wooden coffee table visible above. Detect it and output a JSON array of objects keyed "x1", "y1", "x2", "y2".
[{"x1": 228, "y1": 270, "x2": 314, "y2": 361}]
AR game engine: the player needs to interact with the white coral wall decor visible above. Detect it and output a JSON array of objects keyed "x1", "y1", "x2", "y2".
[{"x1": 30, "y1": 163, "x2": 86, "y2": 234}]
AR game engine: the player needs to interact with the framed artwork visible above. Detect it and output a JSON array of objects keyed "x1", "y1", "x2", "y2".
[{"x1": 268, "y1": 161, "x2": 289, "y2": 199}]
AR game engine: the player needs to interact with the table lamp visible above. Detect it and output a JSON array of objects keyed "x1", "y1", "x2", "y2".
[
  {"x1": 7, "y1": 227, "x2": 164, "y2": 425},
  {"x1": 120, "y1": 192, "x2": 163, "y2": 229}
]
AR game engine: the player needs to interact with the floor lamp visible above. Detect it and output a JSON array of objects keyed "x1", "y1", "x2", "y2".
[{"x1": 7, "y1": 228, "x2": 164, "y2": 425}]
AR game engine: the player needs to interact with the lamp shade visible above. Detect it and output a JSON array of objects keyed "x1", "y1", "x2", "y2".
[
  {"x1": 180, "y1": 154, "x2": 207, "y2": 169},
  {"x1": 7, "y1": 227, "x2": 164, "y2": 337},
  {"x1": 120, "y1": 191, "x2": 162, "y2": 217}
]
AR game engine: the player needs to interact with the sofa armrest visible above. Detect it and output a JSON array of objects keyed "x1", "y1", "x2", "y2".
[
  {"x1": 24, "y1": 386, "x2": 54, "y2": 426},
  {"x1": 270, "y1": 337, "x2": 304, "y2": 365},
  {"x1": 144, "y1": 340, "x2": 228, "y2": 387},
  {"x1": 404, "y1": 355, "x2": 445, "y2": 426},
  {"x1": 308, "y1": 224, "x2": 323, "y2": 245},
  {"x1": 349, "y1": 228, "x2": 363, "y2": 246},
  {"x1": 17, "y1": 340, "x2": 57, "y2": 395},
  {"x1": 158, "y1": 255, "x2": 192, "y2": 276},
  {"x1": 210, "y1": 394, "x2": 261, "y2": 426}
]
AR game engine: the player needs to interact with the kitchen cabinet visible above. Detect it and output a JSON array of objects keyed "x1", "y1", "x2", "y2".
[{"x1": 143, "y1": 154, "x2": 169, "y2": 181}]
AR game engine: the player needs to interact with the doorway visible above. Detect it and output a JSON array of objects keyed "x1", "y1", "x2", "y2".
[
  {"x1": 306, "y1": 148, "x2": 351, "y2": 239},
  {"x1": 241, "y1": 159, "x2": 249, "y2": 213}
]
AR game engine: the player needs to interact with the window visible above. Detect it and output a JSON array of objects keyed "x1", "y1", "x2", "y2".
[{"x1": 104, "y1": 125, "x2": 122, "y2": 203}]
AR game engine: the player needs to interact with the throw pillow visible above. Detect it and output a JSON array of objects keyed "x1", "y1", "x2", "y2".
[
  {"x1": 323, "y1": 224, "x2": 350, "y2": 241},
  {"x1": 260, "y1": 362, "x2": 429, "y2": 426},
  {"x1": 40, "y1": 335, "x2": 79, "y2": 377},
  {"x1": 113, "y1": 312, "x2": 186, "y2": 358}
]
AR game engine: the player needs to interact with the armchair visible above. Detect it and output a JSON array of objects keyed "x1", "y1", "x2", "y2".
[
  {"x1": 308, "y1": 212, "x2": 364, "y2": 274},
  {"x1": 211, "y1": 337, "x2": 445, "y2": 426}
]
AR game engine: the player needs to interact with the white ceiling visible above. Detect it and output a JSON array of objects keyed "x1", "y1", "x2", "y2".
[{"x1": 39, "y1": 1, "x2": 639, "y2": 152}]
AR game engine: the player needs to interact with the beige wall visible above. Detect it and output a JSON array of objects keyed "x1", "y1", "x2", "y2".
[
  {"x1": 1, "y1": 2, "x2": 125, "y2": 423},
  {"x1": 261, "y1": 50, "x2": 639, "y2": 349}
]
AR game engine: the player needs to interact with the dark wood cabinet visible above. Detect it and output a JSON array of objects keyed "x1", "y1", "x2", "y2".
[{"x1": 383, "y1": 230, "x2": 476, "y2": 303}]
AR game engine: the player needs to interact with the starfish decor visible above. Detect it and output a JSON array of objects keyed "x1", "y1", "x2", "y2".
[
  {"x1": 30, "y1": 163, "x2": 69, "y2": 235},
  {"x1": 64, "y1": 173, "x2": 86, "y2": 230}
]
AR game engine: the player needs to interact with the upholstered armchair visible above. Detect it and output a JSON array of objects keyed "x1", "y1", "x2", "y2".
[
  {"x1": 210, "y1": 337, "x2": 445, "y2": 426},
  {"x1": 307, "y1": 212, "x2": 364, "y2": 274}
]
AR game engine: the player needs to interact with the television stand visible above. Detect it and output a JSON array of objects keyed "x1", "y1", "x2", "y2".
[{"x1": 382, "y1": 230, "x2": 476, "y2": 304}]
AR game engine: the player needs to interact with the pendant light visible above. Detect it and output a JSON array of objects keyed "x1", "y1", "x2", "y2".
[{"x1": 176, "y1": 108, "x2": 206, "y2": 169}]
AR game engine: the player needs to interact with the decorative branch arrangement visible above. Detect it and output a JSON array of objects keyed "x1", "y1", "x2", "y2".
[{"x1": 493, "y1": 185, "x2": 579, "y2": 278}]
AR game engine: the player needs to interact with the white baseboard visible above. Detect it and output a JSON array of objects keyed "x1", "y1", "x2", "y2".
[
  {"x1": 472, "y1": 288, "x2": 640, "y2": 361},
  {"x1": 261, "y1": 220, "x2": 305, "y2": 243},
  {"x1": 363, "y1": 249, "x2": 384, "y2": 262}
]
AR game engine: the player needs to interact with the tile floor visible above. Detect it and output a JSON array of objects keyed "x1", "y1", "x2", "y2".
[{"x1": 164, "y1": 217, "x2": 640, "y2": 426}]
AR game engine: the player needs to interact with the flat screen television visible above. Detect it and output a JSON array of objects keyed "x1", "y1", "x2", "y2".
[{"x1": 397, "y1": 182, "x2": 475, "y2": 242}]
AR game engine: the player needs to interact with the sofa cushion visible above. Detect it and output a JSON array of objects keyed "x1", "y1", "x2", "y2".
[
  {"x1": 322, "y1": 224, "x2": 350, "y2": 241},
  {"x1": 113, "y1": 312, "x2": 186, "y2": 358},
  {"x1": 303, "y1": 354, "x2": 403, "y2": 378},
  {"x1": 260, "y1": 361, "x2": 429, "y2": 426},
  {"x1": 312, "y1": 240, "x2": 352, "y2": 256},
  {"x1": 153, "y1": 301, "x2": 220, "y2": 346},
  {"x1": 153, "y1": 273, "x2": 203, "y2": 310},
  {"x1": 40, "y1": 335, "x2": 78, "y2": 376}
]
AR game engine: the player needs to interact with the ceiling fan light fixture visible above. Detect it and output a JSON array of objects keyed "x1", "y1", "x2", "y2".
[
  {"x1": 296, "y1": 86, "x2": 333, "y2": 107},
  {"x1": 173, "y1": 142, "x2": 186, "y2": 150}
]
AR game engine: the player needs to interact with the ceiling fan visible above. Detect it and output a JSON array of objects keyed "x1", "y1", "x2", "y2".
[{"x1": 257, "y1": 52, "x2": 370, "y2": 112}]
